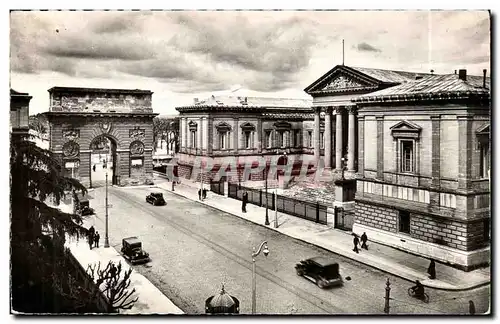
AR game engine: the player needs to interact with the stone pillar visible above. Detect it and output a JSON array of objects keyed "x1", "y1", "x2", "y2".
[
  {"x1": 207, "y1": 116, "x2": 213, "y2": 155},
  {"x1": 197, "y1": 119, "x2": 202, "y2": 154},
  {"x1": 376, "y1": 116, "x2": 384, "y2": 180},
  {"x1": 431, "y1": 115, "x2": 441, "y2": 188},
  {"x1": 458, "y1": 115, "x2": 473, "y2": 190},
  {"x1": 233, "y1": 118, "x2": 239, "y2": 154},
  {"x1": 335, "y1": 107, "x2": 343, "y2": 171},
  {"x1": 357, "y1": 116, "x2": 364, "y2": 175},
  {"x1": 314, "y1": 107, "x2": 321, "y2": 163},
  {"x1": 347, "y1": 106, "x2": 356, "y2": 171},
  {"x1": 202, "y1": 117, "x2": 208, "y2": 154},
  {"x1": 324, "y1": 107, "x2": 333, "y2": 169}
]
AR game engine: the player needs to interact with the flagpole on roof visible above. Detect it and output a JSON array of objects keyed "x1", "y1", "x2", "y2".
[{"x1": 342, "y1": 39, "x2": 345, "y2": 66}]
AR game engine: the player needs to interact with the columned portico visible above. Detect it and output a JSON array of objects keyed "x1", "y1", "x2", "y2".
[
  {"x1": 334, "y1": 107, "x2": 343, "y2": 172},
  {"x1": 324, "y1": 107, "x2": 333, "y2": 169},
  {"x1": 314, "y1": 107, "x2": 321, "y2": 162},
  {"x1": 347, "y1": 105, "x2": 356, "y2": 172}
]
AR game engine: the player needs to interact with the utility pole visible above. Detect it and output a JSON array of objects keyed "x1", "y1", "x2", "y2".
[
  {"x1": 342, "y1": 39, "x2": 345, "y2": 65},
  {"x1": 274, "y1": 190, "x2": 278, "y2": 228},
  {"x1": 104, "y1": 172, "x2": 110, "y2": 248},
  {"x1": 384, "y1": 278, "x2": 391, "y2": 314}
]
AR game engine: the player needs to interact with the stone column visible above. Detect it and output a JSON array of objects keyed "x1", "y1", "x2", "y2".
[
  {"x1": 335, "y1": 107, "x2": 343, "y2": 171},
  {"x1": 324, "y1": 107, "x2": 333, "y2": 169},
  {"x1": 197, "y1": 119, "x2": 202, "y2": 154},
  {"x1": 458, "y1": 115, "x2": 473, "y2": 190},
  {"x1": 376, "y1": 116, "x2": 384, "y2": 179},
  {"x1": 202, "y1": 117, "x2": 208, "y2": 154},
  {"x1": 347, "y1": 106, "x2": 356, "y2": 171},
  {"x1": 314, "y1": 107, "x2": 321, "y2": 163},
  {"x1": 430, "y1": 115, "x2": 441, "y2": 188},
  {"x1": 207, "y1": 116, "x2": 213, "y2": 155}
]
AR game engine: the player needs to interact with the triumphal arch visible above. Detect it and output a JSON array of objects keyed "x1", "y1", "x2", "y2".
[{"x1": 43, "y1": 87, "x2": 158, "y2": 188}]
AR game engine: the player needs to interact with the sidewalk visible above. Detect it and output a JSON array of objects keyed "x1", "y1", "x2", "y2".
[
  {"x1": 57, "y1": 202, "x2": 184, "y2": 315},
  {"x1": 156, "y1": 177, "x2": 490, "y2": 291}
]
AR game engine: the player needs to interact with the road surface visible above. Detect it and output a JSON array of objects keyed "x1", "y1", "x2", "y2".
[{"x1": 83, "y1": 184, "x2": 490, "y2": 315}]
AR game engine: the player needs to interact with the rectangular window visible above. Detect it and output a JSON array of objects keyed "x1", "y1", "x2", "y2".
[
  {"x1": 265, "y1": 131, "x2": 272, "y2": 148},
  {"x1": 484, "y1": 219, "x2": 490, "y2": 243},
  {"x1": 401, "y1": 140, "x2": 414, "y2": 173},
  {"x1": 294, "y1": 130, "x2": 301, "y2": 147},
  {"x1": 190, "y1": 131, "x2": 197, "y2": 148},
  {"x1": 480, "y1": 143, "x2": 490, "y2": 178},
  {"x1": 399, "y1": 210, "x2": 410, "y2": 234},
  {"x1": 244, "y1": 131, "x2": 251, "y2": 149},
  {"x1": 320, "y1": 132, "x2": 324, "y2": 149},
  {"x1": 219, "y1": 132, "x2": 226, "y2": 149},
  {"x1": 307, "y1": 131, "x2": 313, "y2": 148}
]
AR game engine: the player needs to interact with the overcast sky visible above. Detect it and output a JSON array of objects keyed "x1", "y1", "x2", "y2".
[{"x1": 10, "y1": 10, "x2": 490, "y2": 115}]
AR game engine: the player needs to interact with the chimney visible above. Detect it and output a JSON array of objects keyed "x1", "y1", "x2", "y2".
[
  {"x1": 458, "y1": 69, "x2": 467, "y2": 81},
  {"x1": 454, "y1": 70, "x2": 457, "y2": 74},
  {"x1": 430, "y1": 69, "x2": 434, "y2": 74},
  {"x1": 194, "y1": 98, "x2": 199, "y2": 104},
  {"x1": 483, "y1": 69, "x2": 487, "y2": 88}
]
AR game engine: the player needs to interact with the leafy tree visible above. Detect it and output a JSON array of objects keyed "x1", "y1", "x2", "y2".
[
  {"x1": 10, "y1": 134, "x2": 92, "y2": 312},
  {"x1": 153, "y1": 116, "x2": 180, "y2": 153},
  {"x1": 29, "y1": 113, "x2": 49, "y2": 138}
]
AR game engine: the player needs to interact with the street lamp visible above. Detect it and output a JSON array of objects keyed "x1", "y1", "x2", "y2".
[
  {"x1": 251, "y1": 241, "x2": 269, "y2": 314},
  {"x1": 264, "y1": 163, "x2": 270, "y2": 226},
  {"x1": 104, "y1": 172, "x2": 110, "y2": 248}
]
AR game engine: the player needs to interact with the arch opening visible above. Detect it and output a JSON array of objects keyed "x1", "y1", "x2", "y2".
[{"x1": 89, "y1": 134, "x2": 118, "y2": 187}]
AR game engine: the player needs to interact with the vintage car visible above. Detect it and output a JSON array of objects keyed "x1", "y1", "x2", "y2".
[
  {"x1": 75, "y1": 194, "x2": 94, "y2": 216},
  {"x1": 146, "y1": 192, "x2": 166, "y2": 206},
  {"x1": 120, "y1": 236, "x2": 151, "y2": 265},
  {"x1": 295, "y1": 257, "x2": 343, "y2": 288}
]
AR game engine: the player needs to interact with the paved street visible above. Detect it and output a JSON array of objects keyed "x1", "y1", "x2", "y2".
[{"x1": 83, "y1": 185, "x2": 490, "y2": 314}]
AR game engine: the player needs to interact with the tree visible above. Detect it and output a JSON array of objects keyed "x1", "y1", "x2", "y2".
[
  {"x1": 29, "y1": 113, "x2": 49, "y2": 139},
  {"x1": 10, "y1": 134, "x2": 92, "y2": 312},
  {"x1": 87, "y1": 261, "x2": 138, "y2": 311},
  {"x1": 153, "y1": 116, "x2": 180, "y2": 154},
  {"x1": 152, "y1": 117, "x2": 169, "y2": 150}
]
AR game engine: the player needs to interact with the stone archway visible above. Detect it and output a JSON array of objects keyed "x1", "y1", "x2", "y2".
[
  {"x1": 43, "y1": 86, "x2": 158, "y2": 188},
  {"x1": 89, "y1": 134, "x2": 118, "y2": 187}
]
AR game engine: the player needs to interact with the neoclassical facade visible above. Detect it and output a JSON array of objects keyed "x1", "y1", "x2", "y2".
[
  {"x1": 176, "y1": 95, "x2": 315, "y2": 181},
  {"x1": 352, "y1": 70, "x2": 490, "y2": 270}
]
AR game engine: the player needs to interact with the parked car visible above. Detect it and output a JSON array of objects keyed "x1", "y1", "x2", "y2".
[
  {"x1": 75, "y1": 194, "x2": 94, "y2": 216},
  {"x1": 120, "y1": 236, "x2": 151, "y2": 265},
  {"x1": 146, "y1": 192, "x2": 166, "y2": 206},
  {"x1": 295, "y1": 257, "x2": 343, "y2": 288}
]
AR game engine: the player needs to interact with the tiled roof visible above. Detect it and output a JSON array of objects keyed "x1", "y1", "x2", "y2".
[
  {"x1": 351, "y1": 67, "x2": 433, "y2": 84},
  {"x1": 179, "y1": 95, "x2": 312, "y2": 109},
  {"x1": 10, "y1": 88, "x2": 30, "y2": 96},
  {"x1": 355, "y1": 74, "x2": 490, "y2": 102}
]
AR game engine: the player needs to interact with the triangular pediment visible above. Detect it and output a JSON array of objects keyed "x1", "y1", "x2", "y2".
[
  {"x1": 304, "y1": 65, "x2": 381, "y2": 94},
  {"x1": 390, "y1": 120, "x2": 422, "y2": 132},
  {"x1": 240, "y1": 122, "x2": 256, "y2": 131},
  {"x1": 215, "y1": 122, "x2": 232, "y2": 131},
  {"x1": 273, "y1": 121, "x2": 292, "y2": 129}
]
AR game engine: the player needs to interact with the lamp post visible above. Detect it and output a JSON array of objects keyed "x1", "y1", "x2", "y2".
[
  {"x1": 264, "y1": 163, "x2": 270, "y2": 226},
  {"x1": 251, "y1": 241, "x2": 269, "y2": 314},
  {"x1": 104, "y1": 172, "x2": 110, "y2": 248}
]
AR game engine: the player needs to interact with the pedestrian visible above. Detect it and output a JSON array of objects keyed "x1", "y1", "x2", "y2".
[
  {"x1": 427, "y1": 259, "x2": 436, "y2": 279},
  {"x1": 88, "y1": 226, "x2": 95, "y2": 249},
  {"x1": 93, "y1": 164, "x2": 96, "y2": 172},
  {"x1": 109, "y1": 263, "x2": 117, "y2": 278},
  {"x1": 198, "y1": 189, "x2": 202, "y2": 200},
  {"x1": 353, "y1": 234, "x2": 359, "y2": 253},
  {"x1": 202, "y1": 188, "x2": 207, "y2": 200},
  {"x1": 469, "y1": 300, "x2": 476, "y2": 315},
  {"x1": 94, "y1": 231, "x2": 100, "y2": 248},
  {"x1": 361, "y1": 232, "x2": 368, "y2": 250},
  {"x1": 242, "y1": 191, "x2": 248, "y2": 213}
]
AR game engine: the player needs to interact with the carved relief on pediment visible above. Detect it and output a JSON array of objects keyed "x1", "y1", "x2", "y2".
[
  {"x1": 130, "y1": 140, "x2": 145, "y2": 156},
  {"x1": 63, "y1": 129, "x2": 80, "y2": 141},
  {"x1": 130, "y1": 127, "x2": 145, "y2": 141},
  {"x1": 322, "y1": 75, "x2": 365, "y2": 91},
  {"x1": 62, "y1": 141, "x2": 80, "y2": 158}
]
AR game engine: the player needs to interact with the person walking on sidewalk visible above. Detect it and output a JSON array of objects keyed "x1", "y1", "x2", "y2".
[
  {"x1": 202, "y1": 188, "x2": 207, "y2": 200},
  {"x1": 427, "y1": 259, "x2": 436, "y2": 279},
  {"x1": 360, "y1": 232, "x2": 368, "y2": 250},
  {"x1": 198, "y1": 189, "x2": 202, "y2": 200},
  {"x1": 352, "y1": 234, "x2": 360, "y2": 253},
  {"x1": 88, "y1": 226, "x2": 95, "y2": 249},
  {"x1": 94, "y1": 231, "x2": 100, "y2": 248},
  {"x1": 242, "y1": 191, "x2": 248, "y2": 213}
]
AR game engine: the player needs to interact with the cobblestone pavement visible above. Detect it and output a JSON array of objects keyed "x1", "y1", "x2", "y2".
[{"x1": 83, "y1": 185, "x2": 490, "y2": 315}]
